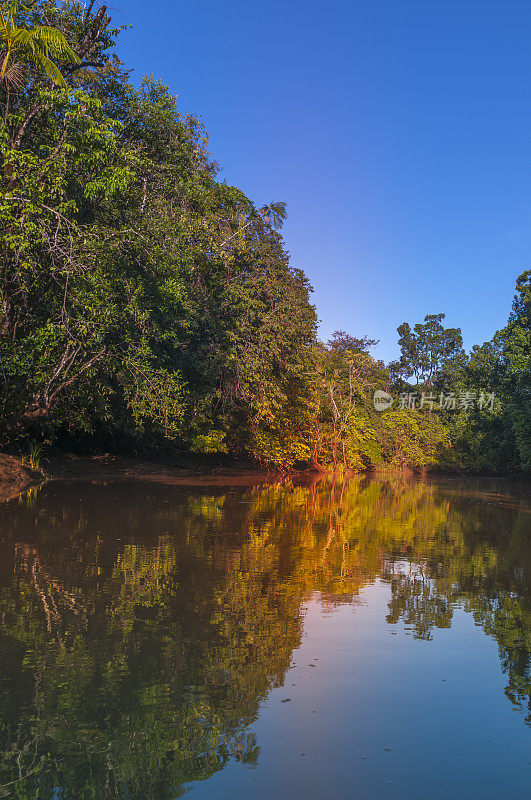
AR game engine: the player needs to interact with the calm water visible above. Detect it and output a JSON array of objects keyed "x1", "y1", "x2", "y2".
[{"x1": 0, "y1": 475, "x2": 529, "y2": 799}]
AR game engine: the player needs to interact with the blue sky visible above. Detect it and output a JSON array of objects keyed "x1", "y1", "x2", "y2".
[{"x1": 114, "y1": 0, "x2": 531, "y2": 362}]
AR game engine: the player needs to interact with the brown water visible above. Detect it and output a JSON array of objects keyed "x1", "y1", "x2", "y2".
[{"x1": 0, "y1": 475, "x2": 529, "y2": 799}]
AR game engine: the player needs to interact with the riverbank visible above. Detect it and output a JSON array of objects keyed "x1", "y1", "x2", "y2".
[
  {"x1": 1, "y1": 450, "x2": 528, "y2": 506},
  {"x1": 0, "y1": 453, "x2": 43, "y2": 504},
  {"x1": 0, "y1": 451, "x2": 299, "y2": 504}
]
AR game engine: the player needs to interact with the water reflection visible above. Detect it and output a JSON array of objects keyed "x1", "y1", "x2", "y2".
[{"x1": 0, "y1": 475, "x2": 529, "y2": 798}]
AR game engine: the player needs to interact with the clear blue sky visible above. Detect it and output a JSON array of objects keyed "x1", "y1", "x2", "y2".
[{"x1": 114, "y1": 0, "x2": 530, "y2": 362}]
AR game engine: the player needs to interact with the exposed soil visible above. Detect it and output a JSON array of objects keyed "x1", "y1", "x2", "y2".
[
  {"x1": 0, "y1": 450, "x2": 308, "y2": 503},
  {"x1": 0, "y1": 453, "x2": 44, "y2": 504}
]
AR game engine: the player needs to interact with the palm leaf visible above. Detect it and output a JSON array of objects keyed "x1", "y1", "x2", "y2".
[
  {"x1": 13, "y1": 27, "x2": 80, "y2": 62},
  {"x1": 260, "y1": 201, "x2": 287, "y2": 230},
  {"x1": 0, "y1": 56, "x2": 25, "y2": 87},
  {"x1": 32, "y1": 26, "x2": 80, "y2": 62},
  {"x1": 0, "y1": 6, "x2": 79, "y2": 87},
  {"x1": 10, "y1": 27, "x2": 33, "y2": 47},
  {"x1": 38, "y1": 53, "x2": 66, "y2": 88}
]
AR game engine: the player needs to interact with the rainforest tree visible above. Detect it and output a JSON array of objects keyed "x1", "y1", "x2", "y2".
[
  {"x1": 0, "y1": 1, "x2": 316, "y2": 461},
  {"x1": 0, "y1": 1, "x2": 528, "y2": 474}
]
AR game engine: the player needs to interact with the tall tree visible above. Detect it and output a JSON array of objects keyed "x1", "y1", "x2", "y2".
[{"x1": 393, "y1": 313, "x2": 464, "y2": 388}]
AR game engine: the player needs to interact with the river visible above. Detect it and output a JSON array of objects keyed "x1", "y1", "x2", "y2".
[{"x1": 0, "y1": 475, "x2": 529, "y2": 798}]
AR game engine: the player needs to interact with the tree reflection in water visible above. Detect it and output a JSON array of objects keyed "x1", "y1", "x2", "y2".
[{"x1": 0, "y1": 475, "x2": 529, "y2": 798}]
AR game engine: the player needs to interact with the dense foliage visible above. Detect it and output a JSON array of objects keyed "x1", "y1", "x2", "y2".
[{"x1": 0, "y1": 2, "x2": 529, "y2": 474}]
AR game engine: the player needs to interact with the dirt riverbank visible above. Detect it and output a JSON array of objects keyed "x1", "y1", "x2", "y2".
[
  {"x1": 3, "y1": 451, "x2": 526, "y2": 506},
  {"x1": 0, "y1": 451, "x2": 300, "y2": 503},
  {"x1": 0, "y1": 453, "x2": 43, "y2": 503}
]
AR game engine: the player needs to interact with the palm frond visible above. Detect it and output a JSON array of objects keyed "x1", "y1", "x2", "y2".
[
  {"x1": 38, "y1": 53, "x2": 66, "y2": 88},
  {"x1": 260, "y1": 201, "x2": 287, "y2": 230},
  {"x1": 10, "y1": 27, "x2": 32, "y2": 47},
  {"x1": 32, "y1": 26, "x2": 80, "y2": 62},
  {"x1": 0, "y1": 56, "x2": 25, "y2": 87},
  {"x1": 11, "y1": 26, "x2": 80, "y2": 62}
]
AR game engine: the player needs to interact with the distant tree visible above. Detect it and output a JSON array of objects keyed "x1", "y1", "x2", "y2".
[
  {"x1": 438, "y1": 271, "x2": 530, "y2": 475},
  {"x1": 307, "y1": 333, "x2": 386, "y2": 471},
  {"x1": 220, "y1": 201, "x2": 287, "y2": 249},
  {"x1": 327, "y1": 330, "x2": 378, "y2": 354},
  {"x1": 395, "y1": 313, "x2": 464, "y2": 387},
  {"x1": 258, "y1": 201, "x2": 287, "y2": 229},
  {"x1": 492, "y1": 270, "x2": 530, "y2": 471}
]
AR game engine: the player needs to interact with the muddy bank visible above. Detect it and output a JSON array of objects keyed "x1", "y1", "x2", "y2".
[
  {"x1": 0, "y1": 454, "x2": 44, "y2": 504},
  {"x1": 0, "y1": 451, "x2": 307, "y2": 503},
  {"x1": 4, "y1": 451, "x2": 525, "y2": 506}
]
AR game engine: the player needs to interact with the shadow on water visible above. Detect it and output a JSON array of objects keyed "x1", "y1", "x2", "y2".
[{"x1": 0, "y1": 474, "x2": 529, "y2": 798}]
